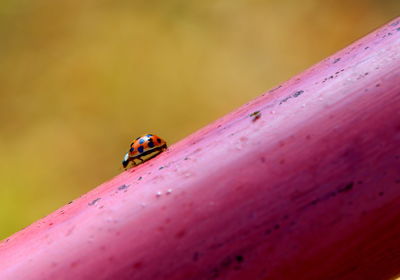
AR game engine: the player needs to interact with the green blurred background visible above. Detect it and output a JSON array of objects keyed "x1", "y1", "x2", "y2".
[{"x1": 0, "y1": 0, "x2": 398, "y2": 239}]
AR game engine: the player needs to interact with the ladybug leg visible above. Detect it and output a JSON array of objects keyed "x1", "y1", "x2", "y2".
[
  {"x1": 129, "y1": 158, "x2": 138, "y2": 166},
  {"x1": 144, "y1": 150, "x2": 162, "y2": 161},
  {"x1": 146, "y1": 145, "x2": 167, "y2": 161}
]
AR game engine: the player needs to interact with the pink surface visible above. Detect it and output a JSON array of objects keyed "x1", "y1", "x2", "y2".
[{"x1": 1, "y1": 18, "x2": 400, "y2": 280}]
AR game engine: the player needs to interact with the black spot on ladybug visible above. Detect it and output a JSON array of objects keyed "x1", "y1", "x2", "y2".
[
  {"x1": 130, "y1": 147, "x2": 134, "y2": 152},
  {"x1": 138, "y1": 146, "x2": 144, "y2": 153},
  {"x1": 156, "y1": 138, "x2": 162, "y2": 143},
  {"x1": 148, "y1": 141, "x2": 155, "y2": 148}
]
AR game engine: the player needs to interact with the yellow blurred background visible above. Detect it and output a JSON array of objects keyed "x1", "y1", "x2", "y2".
[{"x1": 0, "y1": 0, "x2": 398, "y2": 240}]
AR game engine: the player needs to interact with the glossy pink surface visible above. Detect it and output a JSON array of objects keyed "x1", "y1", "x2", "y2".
[{"x1": 0, "y1": 18, "x2": 399, "y2": 280}]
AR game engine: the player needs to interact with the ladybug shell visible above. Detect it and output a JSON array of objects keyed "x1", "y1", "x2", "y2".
[{"x1": 128, "y1": 134, "x2": 166, "y2": 158}]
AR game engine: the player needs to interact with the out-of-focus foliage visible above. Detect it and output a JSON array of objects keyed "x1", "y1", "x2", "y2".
[{"x1": 0, "y1": 0, "x2": 398, "y2": 239}]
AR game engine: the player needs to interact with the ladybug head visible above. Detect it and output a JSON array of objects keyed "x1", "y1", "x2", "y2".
[{"x1": 122, "y1": 153, "x2": 130, "y2": 169}]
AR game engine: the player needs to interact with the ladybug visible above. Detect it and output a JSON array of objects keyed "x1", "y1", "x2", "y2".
[{"x1": 122, "y1": 134, "x2": 167, "y2": 169}]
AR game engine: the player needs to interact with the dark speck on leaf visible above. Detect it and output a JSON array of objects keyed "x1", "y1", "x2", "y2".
[
  {"x1": 338, "y1": 182, "x2": 354, "y2": 193},
  {"x1": 333, "y1": 58, "x2": 341, "y2": 63},
  {"x1": 293, "y1": 90, "x2": 304, "y2": 97},
  {"x1": 235, "y1": 255, "x2": 244, "y2": 263},
  {"x1": 118, "y1": 184, "x2": 129, "y2": 191},
  {"x1": 279, "y1": 90, "x2": 304, "y2": 105},
  {"x1": 250, "y1": 111, "x2": 261, "y2": 122},
  {"x1": 138, "y1": 176, "x2": 143, "y2": 180},
  {"x1": 88, "y1": 198, "x2": 101, "y2": 206}
]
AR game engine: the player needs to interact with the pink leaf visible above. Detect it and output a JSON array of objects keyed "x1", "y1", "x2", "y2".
[{"x1": 1, "y1": 17, "x2": 400, "y2": 280}]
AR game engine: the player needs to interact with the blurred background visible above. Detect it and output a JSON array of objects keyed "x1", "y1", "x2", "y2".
[{"x1": 0, "y1": 0, "x2": 398, "y2": 239}]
